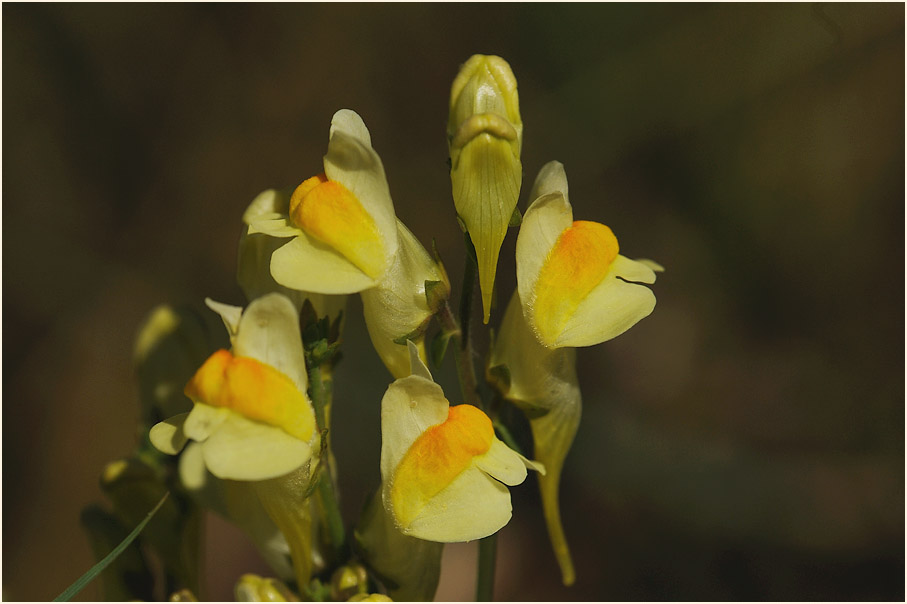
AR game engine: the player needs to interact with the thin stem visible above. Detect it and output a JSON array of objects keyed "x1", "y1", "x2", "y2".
[
  {"x1": 440, "y1": 251, "x2": 483, "y2": 409},
  {"x1": 476, "y1": 533, "x2": 498, "y2": 601},
  {"x1": 309, "y1": 365, "x2": 328, "y2": 434},
  {"x1": 458, "y1": 249, "x2": 477, "y2": 348},
  {"x1": 437, "y1": 302, "x2": 480, "y2": 408},
  {"x1": 308, "y1": 364, "x2": 346, "y2": 561}
]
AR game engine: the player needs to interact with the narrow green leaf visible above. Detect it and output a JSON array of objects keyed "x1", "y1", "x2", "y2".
[
  {"x1": 430, "y1": 330, "x2": 452, "y2": 369},
  {"x1": 55, "y1": 492, "x2": 170, "y2": 602}
]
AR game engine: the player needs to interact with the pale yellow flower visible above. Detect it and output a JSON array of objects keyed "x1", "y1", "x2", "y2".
[
  {"x1": 248, "y1": 110, "x2": 398, "y2": 294},
  {"x1": 150, "y1": 293, "x2": 317, "y2": 481},
  {"x1": 380, "y1": 344, "x2": 542, "y2": 542},
  {"x1": 490, "y1": 161, "x2": 661, "y2": 585},
  {"x1": 516, "y1": 161, "x2": 659, "y2": 349}
]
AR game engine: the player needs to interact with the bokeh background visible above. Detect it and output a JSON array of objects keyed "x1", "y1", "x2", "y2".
[{"x1": 3, "y1": 3, "x2": 904, "y2": 601}]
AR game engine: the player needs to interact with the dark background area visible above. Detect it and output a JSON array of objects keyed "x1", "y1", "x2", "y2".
[{"x1": 3, "y1": 3, "x2": 904, "y2": 601}]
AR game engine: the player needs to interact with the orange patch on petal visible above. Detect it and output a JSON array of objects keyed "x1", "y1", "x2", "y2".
[
  {"x1": 289, "y1": 175, "x2": 386, "y2": 279},
  {"x1": 390, "y1": 404, "x2": 494, "y2": 527},
  {"x1": 185, "y1": 349, "x2": 315, "y2": 441},
  {"x1": 532, "y1": 221, "x2": 619, "y2": 346}
]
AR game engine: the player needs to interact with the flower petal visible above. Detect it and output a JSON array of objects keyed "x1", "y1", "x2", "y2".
[
  {"x1": 552, "y1": 255, "x2": 657, "y2": 348},
  {"x1": 527, "y1": 160, "x2": 569, "y2": 204},
  {"x1": 270, "y1": 233, "x2": 379, "y2": 294},
  {"x1": 205, "y1": 298, "x2": 244, "y2": 339},
  {"x1": 473, "y1": 438, "x2": 530, "y2": 486},
  {"x1": 149, "y1": 412, "x2": 190, "y2": 455},
  {"x1": 401, "y1": 464, "x2": 512, "y2": 542},
  {"x1": 201, "y1": 412, "x2": 312, "y2": 481},
  {"x1": 323, "y1": 109, "x2": 398, "y2": 272},
  {"x1": 247, "y1": 216, "x2": 305, "y2": 239},
  {"x1": 183, "y1": 402, "x2": 230, "y2": 443},
  {"x1": 531, "y1": 220, "x2": 620, "y2": 347},
  {"x1": 516, "y1": 191, "x2": 574, "y2": 330},
  {"x1": 388, "y1": 405, "x2": 495, "y2": 533},
  {"x1": 379, "y1": 375, "x2": 449, "y2": 486},
  {"x1": 290, "y1": 178, "x2": 388, "y2": 280},
  {"x1": 361, "y1": 220, "x2": 446, "y2": 378},
  {"x1": 407, "y1": 339, "x2": 433, "y2": 381},
  {"x1": 178, "y1": 441, "x2": 209, "y2": 493},
  {"x1": 234, "y1": 293, "x2": 309, "y2": 394},
  {"x1": 242, "y1": 188, "x2": 292, "y2": 223}
]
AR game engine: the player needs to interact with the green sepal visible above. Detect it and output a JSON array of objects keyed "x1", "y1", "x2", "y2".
[
  {"x1": 430, "y1": 329, "x2": 452, "y2": 369},
  {"x1": 424, "y1": 280, "x2": 448, "y2": 312},
  {"x1": 486, "y1": 363, "x2": 511, "y2": 395},
  {"x1": 391, "y1": 315, "x2": 432, "y2": 346},
  {"x1": 509, "y1": 205, "x2": 522, "y2": 228}
]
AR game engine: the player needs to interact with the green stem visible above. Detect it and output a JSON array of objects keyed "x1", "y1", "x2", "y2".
[
  {"x1": 439, "y1": 251, "x2": 483, "y2": 409},
  {"x1": 309, "y1": 365, "x2": 328, "y2": 434},
  {"x1": 458, "y1": 249, "x2": 477, "y2": 347},
  {"x1": 476, "y1": 534, "x2": 498, "y2": 601},
  {"x1": 437, "y1": 302, "x2": 480, "y2": 409},
  {"x1": 308, "y1": 364, "x2": 346, "y2": 561}
]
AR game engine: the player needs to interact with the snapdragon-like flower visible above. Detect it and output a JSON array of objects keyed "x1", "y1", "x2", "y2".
[
  {"x1": 489, "y1": 292, "x2": 581, "y2": 585},
  {"x1": 248, "y1": 109, "x2": 398, "y2": 294},
  {"x1": 239, "y1": 187, "x2": 347, "y2": 321},
  {"x1": 490, "y1": 161, "x2": 661, "y2": 585},
  {"x1": 150, "y1": 293, "x2": 317, "y2": 481},
  {"x1": 516, "y1": 161, "x2": 659, "y2": 349},
  {"x1": 380, "y1": 343, "x2": 542, "y2": 542},
  {"x1": 361, "y1": 221, "x2": 450, "y2": 378},
  {"x1": 448, "y1": 54, "x2": 522, "y2": 323}
]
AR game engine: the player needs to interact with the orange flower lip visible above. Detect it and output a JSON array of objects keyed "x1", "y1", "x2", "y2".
[
  {"x1": 390, "y1": 404, "x2": 494, "y2": 527},
  {"x1": 288, "y1": 173, "x2": 386, "y2": 279},
  {"x1": 532, "y1": 220, "x2": 619, "y2": 346},
  {"x1": 184, "y1": 349, "x2": 314, "y2": 441}
]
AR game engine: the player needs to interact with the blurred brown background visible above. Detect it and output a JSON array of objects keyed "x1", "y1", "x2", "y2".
[{"x1": 3, "y1": 3, "x2": 904, "y2": 601}]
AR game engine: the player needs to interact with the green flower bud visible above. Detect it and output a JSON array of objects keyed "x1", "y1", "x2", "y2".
[
  {"x1": 330, "y1": 562, "x2": 369, "y2": 601},
  {"x1": 348, "y1": 594, "x2": 393, "y2": 602},
  {"x1": 234, "y1": 573, "x2": 299, "y2": 602},
  {"x1": 447, "y1": 54, "x2": 523, "y2": 324}
]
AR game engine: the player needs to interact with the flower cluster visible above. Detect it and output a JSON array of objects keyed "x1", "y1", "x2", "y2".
[{"x1": 87, "y1": 53, "x2": 660, "y2": 602}]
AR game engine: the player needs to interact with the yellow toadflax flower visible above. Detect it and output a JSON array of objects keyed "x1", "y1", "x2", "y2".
[
  {"x1": 149, "y1": 293, "x2": 317, "y2": 481},
  {"x1": 380, "y1": 343, "x2": 542, "y2": 542},
  {"x1": 247, "y1": 109, "x2": 399, "y2": 295},
  {"x1": 490, "y1": 160, "x2": 661, "y2": 585},
  {"x1": 516, "y1": 161, "x2": 659, "y2": 349},
  {"x1": 238, "y1": 187, "x2": 347, "y2": 321},
  {"x1": 361, "y1": 221, "x2": 450, "y2": 379},
  {"x1": 448, "y1": 54, "x2": 522, "y2": 324},
  {"x1": 150, "y1": 293, "x2": 320, "y2": 587}
]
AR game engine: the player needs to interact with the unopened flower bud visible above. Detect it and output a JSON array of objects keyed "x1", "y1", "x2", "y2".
[
  {"x1": 348, "y1": 594, "x2": 393, "y2": 602},
  {"x1": 169, "y1": 588, "x2": 198, "y2": 602},
  {"x1": 447, "y1": 54, "x2": 522, "y2": 324},
  {"x1": 234, "y1": 573, "x2": 299, "y2": 602},
  {"x1": 330, "y1": 562, "x2": 369, "y2": 601}
]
